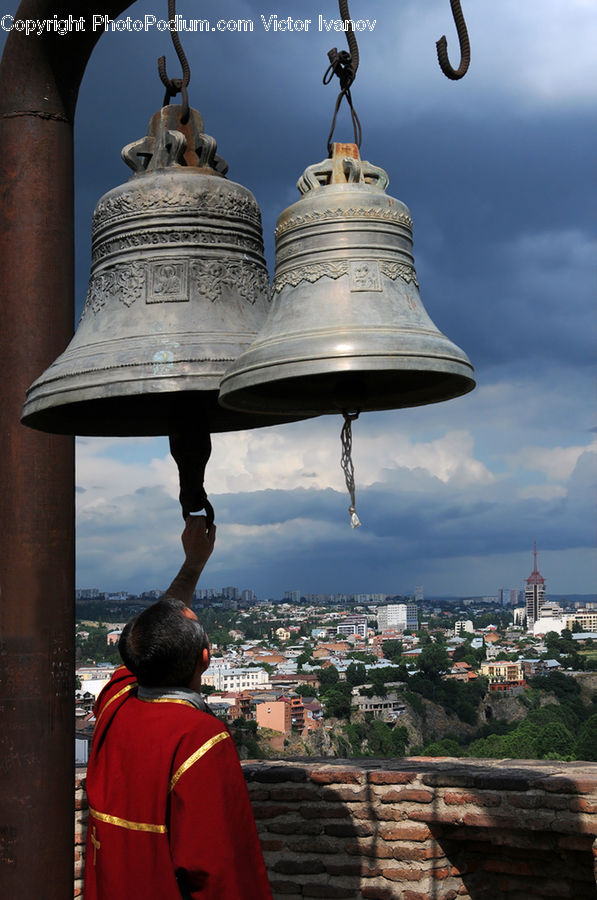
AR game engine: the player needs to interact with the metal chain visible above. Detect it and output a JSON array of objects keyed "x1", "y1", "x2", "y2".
[
  {"x1": 340, "y1": 411, "x2": 362, "y2": 528},
  {"x1": 436, "y1": 0, "x2": 471, "y2": 80},
  {"x1": 157, "y1": 0, "x2": 191, "y2": 121},
  {"x1": 323, "y1": 0, "x2": 362, "y2": 153}
]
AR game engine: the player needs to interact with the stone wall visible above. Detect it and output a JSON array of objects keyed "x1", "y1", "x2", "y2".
[{"x1": 75, "y1": 758, "x2": 597, "y2": 899}]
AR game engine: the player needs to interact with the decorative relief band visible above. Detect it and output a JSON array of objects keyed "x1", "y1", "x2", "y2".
[
  {"x1": 189, "y1": 259, "x2": 269, "y2": 305},
  {"x1": 381, "y1": 262, "x2": 420, "y2": 287},
  {"x1": 92, "y1": 228, "x2": 263, "y2": 264},
  {"x1": 93, "y1": 187, "x2": 262, "y2": 231},
  {"x1": 81, "y1": 257, "x2": 269, "y2": 317},
  {"x1": 83, "y1": 262, "x2": 146, "y2": 317},
  {"x1": 273, "y1": 260, "x2": 418, "y2": 293},
  {"x1": 274, "y1": 206, "x2": 413, "y2": 239}
]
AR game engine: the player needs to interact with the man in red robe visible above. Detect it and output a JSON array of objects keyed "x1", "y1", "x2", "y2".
[{"x1": 84, "y1": 517, "x2": 273, "y2": 899}]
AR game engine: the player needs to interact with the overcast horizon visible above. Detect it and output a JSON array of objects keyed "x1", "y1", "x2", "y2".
[{"x1": 4, "y1": 1, "x2": 594, "y2": 597}]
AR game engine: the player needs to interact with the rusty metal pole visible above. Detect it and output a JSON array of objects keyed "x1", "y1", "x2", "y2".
[{"x1": 0, "y1": 2, "x2": 133, "y2": 895}]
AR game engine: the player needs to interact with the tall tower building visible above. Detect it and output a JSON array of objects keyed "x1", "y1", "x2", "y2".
[{"x1": 525, "y1": 542, "x2": 546, "y2": 631}]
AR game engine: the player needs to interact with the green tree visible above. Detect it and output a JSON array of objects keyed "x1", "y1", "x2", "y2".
[
  {"x1": 294, "y1": 683, "x2": 318, "y2": 699},
  {"x1": 422, "y1": 737, "x2": 462, "y2": 757},
  {"x1": 296, "y1": 645, "x2": 313, "y2": 670},
  {"x1": 575, "y1": 714, "x2": 597, "y2": 761},
  {"x1": 418, "y1": 641, "x2": 451, "y2": 680},
  {"x1": 317, "y1": 665, "x2": 339, "y2": 690},
  {"x1": 536, "y1": 722, "x2": 575, "y2": 759},
  {"x1": 347, "y1": 651, "x2": 376, "y2": 664},
  {"x1": 366, "y1": 720, "x2": 398, "y2": 756},
  {"x1": 501, "y1": 722, "x2": 540, "y2": 759},
  {"x1": 323, "y1": 683, "x2": 353, "y2": 719},
  {"x1": 467, "y1": 733, "x2": 507, "y2": 758},
  {"x1": 452, "y1": 644, "x2": 468, "y2": 663},
  {"x1": 382, "y1": 639, "x2": 403, "y2": 662},
  {"x1": 346, "y1": 662, "x2": 367, "y2": 687}
]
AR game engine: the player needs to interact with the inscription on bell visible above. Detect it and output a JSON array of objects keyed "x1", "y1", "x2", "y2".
[
  {"x1": 147, "y1": 261, "x2": 189, "y2": 303},
  {"x1": 349, "y1": 260, "x2": 382, "y2": 292}
]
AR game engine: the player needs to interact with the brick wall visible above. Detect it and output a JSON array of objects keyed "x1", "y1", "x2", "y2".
[{"x1": 75, "y1": 759, "x2": 597, "y2": 898}]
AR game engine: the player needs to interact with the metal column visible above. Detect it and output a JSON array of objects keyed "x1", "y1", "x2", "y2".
[{"x1": 0, "y1": 2, "x2": 133, "y2": 895}]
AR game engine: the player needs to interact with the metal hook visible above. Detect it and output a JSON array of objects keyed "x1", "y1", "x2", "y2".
[
  {"x1": 157, "y1": 0, "x2": 191, "y2": 121},
  {"x1": 436, "y1": 0, "x2": 471, "y2": 81}
]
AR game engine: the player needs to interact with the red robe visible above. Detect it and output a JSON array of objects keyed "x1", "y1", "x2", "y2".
[{"x1": 84, "y1": 666, "x2": 273, "y2": 900}]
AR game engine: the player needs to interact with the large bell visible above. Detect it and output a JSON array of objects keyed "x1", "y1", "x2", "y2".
[
  {"x1": 219, "y1": 143, "x2": 475, "y2": 416},
  {"x1": 21, "y1": 105, "x2": 300, "y2": 436}
]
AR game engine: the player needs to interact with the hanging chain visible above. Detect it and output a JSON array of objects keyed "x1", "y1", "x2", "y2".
[
  {"x1": 340, "y1": 411, "x2": 362, "y2": 528},
  {"x1": 436, "y1": 0, "x2": 470, "y2": 80},
  {"x1": 157, "y1": 0, "x2": 191, "y2": 121},
  {"x1": 323, "y1": 0, "x2": 362, "y2": 154}
]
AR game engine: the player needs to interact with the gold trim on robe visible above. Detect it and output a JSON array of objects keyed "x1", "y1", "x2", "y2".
[
  {"x1": 95, "y1": 682, "x2": 137, "y2": 728},
  {"x1": 139, "y1": 697, "x2": 196, "y2": 707},
  {"x1": 89, "y1": 806, "x2": 167, "y2": 834},
  {"x1": 169, "y1": 731, "x2": 230, "y2": 792}
]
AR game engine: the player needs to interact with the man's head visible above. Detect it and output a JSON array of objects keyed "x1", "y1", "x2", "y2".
[{"x1": 119, "y1": 597, "x2": 210, "y2": 688}]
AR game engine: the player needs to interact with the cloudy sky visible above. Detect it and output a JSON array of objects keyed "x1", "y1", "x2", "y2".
[{"x1": 11, "y1": 0, "x2": 596, "y2": 597}]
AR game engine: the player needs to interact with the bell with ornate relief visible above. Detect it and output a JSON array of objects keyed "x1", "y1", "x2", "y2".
[
  {"x1": 219, "y1": 142, "x2": 475, "y2": 417},
  {"x1": 22, "y1": 104, "x2": 299, "y2": 436}
]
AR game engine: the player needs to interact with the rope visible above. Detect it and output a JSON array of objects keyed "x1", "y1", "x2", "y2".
[
  {"x1": 323, "y1": 0, "x2": 362, "y2": 153},
  {"x1": 340, "y1": 411, "x2": 362, "y2": 528},
  {"x1": 157, "y1": 0, "x2": 191, "y2": 121},
  {"x1": 436, "y1": 0, "x2": 471, "y2": 80}
]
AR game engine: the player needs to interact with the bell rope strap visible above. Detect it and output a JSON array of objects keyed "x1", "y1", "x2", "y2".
[
  {"x1": 323, "y1": 0, "x2": 362, "y2": 154},
  {"x1": 340, "y1": 410, "x2": 362, "y2": 529}
]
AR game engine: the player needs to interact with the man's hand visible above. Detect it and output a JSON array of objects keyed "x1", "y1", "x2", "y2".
[
  {"x1": 182, "y1": 515, "x2": 216, "y2": 573},
  {"x1": 162, "y1": 515, "x2": 216, "y2": 608}
]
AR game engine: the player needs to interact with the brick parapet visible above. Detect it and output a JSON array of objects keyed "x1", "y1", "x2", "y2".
[{"x1": 75, "y1": 759, "x2": 597, "y2": 898}]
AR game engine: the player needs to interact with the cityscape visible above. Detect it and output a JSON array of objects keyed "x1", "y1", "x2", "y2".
[{"x1": 76, "y1": 546, "x2": 597, "y2": 763}]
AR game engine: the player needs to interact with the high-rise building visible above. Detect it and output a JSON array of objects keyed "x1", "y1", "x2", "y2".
[
  {"x1": 377, "y1": 603, "x2": 418, "y2": 633},
  {"x1": 406, "y1": 603, "x2": 419, "y2": 631},
  {"x1": 525, "y1": 542, "x2": 546, "y2": 631},
  {"x1": 498, "y1": 588, "x2": 520, "y2": 607},
  {"x1": 337, "y1": 614, "x2": 368, "y2": 639}
]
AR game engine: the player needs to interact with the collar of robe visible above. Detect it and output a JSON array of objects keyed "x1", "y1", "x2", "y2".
[{"x1": 137, "y1": 684, "x2": 213, "y2": 714}]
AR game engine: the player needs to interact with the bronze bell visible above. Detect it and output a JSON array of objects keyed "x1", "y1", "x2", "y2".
[
  {"x1": 21, "y1": 105, "x2": 301, "y2": 436},
  {"x1": 219, "y1": 143, "x2": 475, "y2": 416}
]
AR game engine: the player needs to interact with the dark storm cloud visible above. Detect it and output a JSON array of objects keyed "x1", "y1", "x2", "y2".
[
  {"x1": 75, "y1": 437, "x2": 595, "y2": 595},
  {"x1": 4, "y1": 0, "x2": 585, "y2": 595}
]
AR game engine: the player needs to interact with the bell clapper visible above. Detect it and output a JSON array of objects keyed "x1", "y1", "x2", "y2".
[{"x1": 340, "y1": 410, "x2": 362, "y2": 528}]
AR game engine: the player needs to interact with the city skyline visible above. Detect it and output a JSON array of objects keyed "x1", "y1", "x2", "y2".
[{"x1": 5, "y1": 1, "x2": 593, "y2": 596}]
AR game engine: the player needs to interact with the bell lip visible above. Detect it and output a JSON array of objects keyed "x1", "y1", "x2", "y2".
[
  {"x1": 21, "y1": 388, "x2": 311, "y2": 436},
  {"x1": 219, "y1": 356, "x2": 476, "y2": 417}
]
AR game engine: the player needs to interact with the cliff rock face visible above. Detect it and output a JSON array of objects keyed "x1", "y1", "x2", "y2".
[
  {"x1": 574, "y1": 671, "x2": 597, "y2": 703},
  {"x1": 482, "y1": 693, "x2": 530, "y2": 726}
]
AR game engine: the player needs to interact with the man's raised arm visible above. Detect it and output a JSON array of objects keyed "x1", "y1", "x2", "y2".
[{"x1": 163, "y1": 515, "x2": 216, "y2": 608}]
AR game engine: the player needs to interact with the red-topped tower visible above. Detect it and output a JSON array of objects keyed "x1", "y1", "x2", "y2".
[{"x1": 525, "y1": 541, "x2": 546, "y2": 631}]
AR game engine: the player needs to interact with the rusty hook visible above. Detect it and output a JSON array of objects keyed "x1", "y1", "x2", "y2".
[{"x1": 436, "y1": 0, "x2": 471, "y2": 81}]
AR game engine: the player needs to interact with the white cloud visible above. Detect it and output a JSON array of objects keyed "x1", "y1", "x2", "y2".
[
  {"x1": 76, "y1": 436, "x2": 178, "y2": 515},
  {"x1": 507, "y1": 440, "x2": 597, "y2": 483},
  {"x1": 76, "y1": 420, "x2": 494, "y2": 513}
]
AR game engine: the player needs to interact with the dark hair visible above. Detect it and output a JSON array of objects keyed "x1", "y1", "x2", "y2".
[{"x1": 119, "y1": 597, "x2": 209, "y2": 687}]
